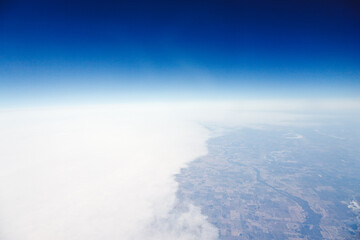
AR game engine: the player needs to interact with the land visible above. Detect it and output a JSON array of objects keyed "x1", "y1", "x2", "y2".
[{"x1": 176, "y1": 126, "x2": 360, "y2": 239}]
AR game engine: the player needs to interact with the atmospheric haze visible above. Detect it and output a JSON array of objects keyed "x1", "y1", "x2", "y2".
[{"x1": 0, "y1": 100, "x2": 359, "y2": 240}]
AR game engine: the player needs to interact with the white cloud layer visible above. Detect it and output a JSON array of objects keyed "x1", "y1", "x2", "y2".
[
  {"x1": 0, "y1": 100, "x2": 359, "y2": 240},
  {"x1": 0, "y1": 105, "x2": 217, "y2": 240}
]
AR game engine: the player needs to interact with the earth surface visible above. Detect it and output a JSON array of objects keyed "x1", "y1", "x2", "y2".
[{"x1": 176, "y1": 123, "x2": 360, "y2": 239}]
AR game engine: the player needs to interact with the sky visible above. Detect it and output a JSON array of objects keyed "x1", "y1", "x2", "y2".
[{"x1": 1, "y1": 0, "x2": 359, "y2": 106}]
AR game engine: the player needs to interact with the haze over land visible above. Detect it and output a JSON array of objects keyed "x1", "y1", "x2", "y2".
[{"x1": 0, "y1": 101, "x2": 359, "y2": 239}]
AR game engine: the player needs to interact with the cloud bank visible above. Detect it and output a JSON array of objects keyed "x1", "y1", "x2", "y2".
[{"x1": 0, "y1": 105, "x2": 218, "y2": 240}]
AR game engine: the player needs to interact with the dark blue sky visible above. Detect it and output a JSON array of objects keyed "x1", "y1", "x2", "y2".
[{"x1": 1, "y1": 0, "x2": 359, "y2": 105}]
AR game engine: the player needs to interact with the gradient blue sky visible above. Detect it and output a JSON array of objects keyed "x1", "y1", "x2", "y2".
[{"x1": 0, "y1": 0, "x2": 359, "y2": 106}]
